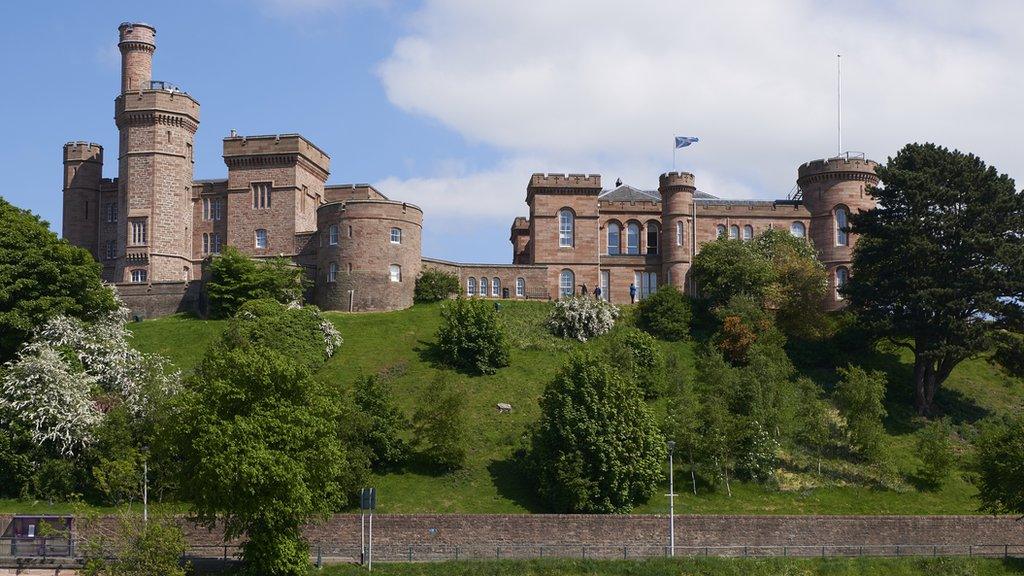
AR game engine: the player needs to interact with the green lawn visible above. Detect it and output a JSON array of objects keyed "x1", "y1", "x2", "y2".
[
  {"x1": 316, "y1": 557, "x2": 1024, "y2": 576},
  {"x1": 10, "y1": 301, "x2": 1008, "y2": 516}
]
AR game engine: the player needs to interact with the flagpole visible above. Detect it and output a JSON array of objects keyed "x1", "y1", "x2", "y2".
[{"x1": 837, "y1": 53, "x2": 842, "y2": 157}]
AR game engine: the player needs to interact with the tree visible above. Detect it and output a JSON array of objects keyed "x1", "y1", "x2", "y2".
[
  {"x1": 846, "y1": 143, "x2": 1024, "y2": 416},
  {"x1": 663, "y1": 365, "x2": 702, "y2": 495},
  {"x1": 435, "y1": 297, "x2": 510, "y2": 374},
  {"x1": 354, "y1": 374, "x2": 410, "y2": 470},
  {"x1": 915, "y1": 419, "x2": 955, "y2": 489},
  {"x1": 602, "y1": 327, "x2": 666, "y2": 398},
  {"x1": 974, "y1": 415, "x2": 1024, "y2": 515},
  {"x1": 713, "y1": 294, "x2": 774, "y2": 364},
  {"x1": 634, "y1": 285, "x2": 692, "y2": 341},
  {"x1": 793, "y1": 377, "x2": 833, "y2": 476},
  {"x1": 206, "y1": 247, "x2": 306, "y2": 319},
  {"x1": 691, "y1": 238, "x2": 775, "y2": 307},
  {"x1": 750, "y1": 229, "x2": 828, "y2": 339},
  {"x1": 414, "y1": 269, "x2": 460, "y2": 303},
  {"x1": 223, "y1": 299, "x2": 342, "y2": 371},
  {"x1": 529, "y1": 351, "x2": 665, "y2": 513},
  {"x1": 833, "y1": 365, "x2": 888, "y2": 460},
  {"x1": 81, "y1": 513, "x2": 189, "y2": 576},
  {"x1": 411, "y1": 373, "x2": 467, "y2": 471},
  {"x1": 0, "y1": 197, "x2": 116, "y2": 362}
]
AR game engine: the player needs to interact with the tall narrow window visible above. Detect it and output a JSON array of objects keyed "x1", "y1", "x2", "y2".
[
  {"x1": 390, "y1": 265, "x2": 402, "y2": 282},
  {"x1": 390, "y1": 227, "x2": 402, "y2": 244},
  {"x1": 600, "y1": 270, "x2": 610, "y2": 301},
  {"x1": 635, "y1": 271, "x2": 658, "y2": 300},
  {"x1": 105, "y1": 203, "x2": 118, "y2": 223},
  {"x1": 480, "y1": 277, "x2": 489, "y2": 297},
  {"x1": 255, "y1": 228, "x2": 268, "y2": 249},
  {"x1": 646, "y1": 223, "x2": 660, "y2": 255},
  {"x1": 717, "y1": 224, "x2": 727, "y2": 238},
  {"x1": 835, "y1": 266, "x2": 849, "y2": 299},
  {"x1": 516, "y1": 277, "x2": 525, "y2": 298},
  {"x1": 105, "y1": 239, "x2": 116, "y2": 260},
  {"x1": 328, "y1": 225, "x2": 339, "y2": 246},
  {"x1": 558, "y1": 209, "x2": 574, "y2": 248},
  {"x1": 212, "y1": 233, "x2": 222, "y2": 254},
  {"x1": 186, "y1": 142, "x2": 193, "y2": 163},
  {"x1": 467, "y1": 277, "x2": 477, "y2": 296},
  {"x1": 214, "y1": 199, "x2": 224, "y2": 221},
  {"x1": 492, "y1": 277, "x2": 500, "y2": 297},
  {"x1": 790, "y1": 221, "x2": 806, "y2": 238},
  {"x1": 252, "y1": 182, "x2": 271, "y2": 209},
  {"x1": 559, "y1": 269, "x2": 575, "y2": 298},
  {"x1": 130, "y1": 219, "x2": 147, "y2": 245},
  {"x1": 607, "y1": 222, "x2": 621, "y2": 255},
  {"x1": 729, "y1": 225, "x2": 739, "y2": 240},
  {"x1": 626, "y1": 222, "x2": 640, "y2": 254},
  {"x1": 348, "y1": 225, "x2": 353, "y2": 238},
  {"x1": 202, "y1": 233, "x2": 210, "y2": 254},
  {"x1": 743, "y1": 225, "x2": 754, "y2": 241},
  {"x1": 675, "y1": 221, "x2": 684, "y2": 246},
  {"x1": 203, "y1": 198, "x2": 211, "y2": 220},
  {"x1": 130, "y1": 269, "x2": 147, "y2": 283},
  {"x1": 328, "y1": 262, "x2": 338, "y2": 283},
  {"x1": 835, "y1": 205, "x2": 850, "y2": 246}
]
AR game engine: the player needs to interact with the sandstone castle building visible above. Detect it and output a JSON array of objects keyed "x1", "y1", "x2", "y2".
[{"x1": 62, "y1": 23, "x2": 877, "y2": 316}]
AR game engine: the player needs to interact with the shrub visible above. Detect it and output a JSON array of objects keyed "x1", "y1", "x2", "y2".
[
  {"x1": 222, "y1": 299, "x2": 341, "y2": 372},
  {"x1": 547, "y1": 296, "x2": 619, "y2": 341},
  {"x1": 354, "y1": 374, "x2": 410, "y2": 470},
  {"x1": 412, "y1": 374, "x2": 467, "y2": 471},
  {"x1": 713, "y1": 295, "x2": 773, "y2": 365},
  {"x1": 529, "y1": 351, "x2": 665, "y2": 512},
  {"x1": 634, "y1": 285, "x2": 692, "y2": 341},
  {"x1": 414, "y1": 269, "x2": 460, "y2": 303},
  {"x1": 435, "y1": 297, "x2": 510, "y2": 375},
  {"x1": 915, "y1": 419, "x2": 955, "y2": 489},
  {"x1": 206, "y1": 247, "x2": 305, "y2": 319},
  {"x1": 603, "y1": 327, "x2": 666, "y2": 398},
  {"x1": 974, "y1": 414, "x2": 1024, "y2": 515},
  {"x1": 691, "y1": 238, "x2": 775, "y2": 307},
  {"x1": 81, "y1": 514, "x2": 189, "y2": 576},
  {"x1": 991, "y1": 331, "x2": 1024, "y2": 378},
  {"x1": 833, "y1": 365, "x2": 888, "y2": 460},
  {"x1": 736, "y1": 420, "x2": 779, "y2": 483}
]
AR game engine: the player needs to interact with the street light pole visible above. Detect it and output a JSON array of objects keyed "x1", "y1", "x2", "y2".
[{"x1": 667, "y1": 440, "x2": 676, "y2": 557}]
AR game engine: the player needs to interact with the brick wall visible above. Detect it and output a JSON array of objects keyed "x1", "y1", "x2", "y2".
[
  {"x1": 421, "y1": 258, "x2": 550, "y2": 300},
  {"x1": 115, "y1": 281, "x2": 201, "y2": 318}
]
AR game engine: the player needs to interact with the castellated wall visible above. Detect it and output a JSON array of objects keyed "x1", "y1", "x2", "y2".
[
  {"x1": 527, "y1": 174, "x2": 603, "y2": 298},
  {"x1": 315, "y1": 200, "x2": 422, "y2": 312},
  {"x1": 422, "y1": 258, "x2": 550, "y2": 300}
]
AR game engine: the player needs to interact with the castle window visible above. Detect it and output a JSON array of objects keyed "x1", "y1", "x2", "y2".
[
  {"x1": 729, "y1": 225, "x2": 739, "y2": 240},
  {"x1": 558, "y1": 209, "x2": 574, "y2": 248},
  {"x1": 790, "y1": 221, "x2": 806, "y2": 238},
  {"x1": 390, "y1": 227, "x2": 402, "y2": 244},
  {"x1": 716, "y1": 224, "x2": 727, "y2": 238},
  {"x1": 347, "y1": 262, "x2": 352, "y2": 273},
  {"x1": 105, "y1": 203, "x2": 118, "y2": 223},
  {"x1": 390, "y1": 265, "x2": 402, "y2": 282},
  {"x1": 215, "y1": 199, "x2": 224, "y2": 221},
  {"x1": 186, "y1": 142, "x2": 193, "y2": 163},
  {"x1": 743, "y1": 225, "x2": 754, "y2": 241},
  {"x1": 255, "y1": 228, "x2": 268, "y2": 249},
  {"x1": 559, "y1": 269, "x2": 575, "y2": 298},
  {"x1": 130, "y1": 219, "x2": 147, "y2": 245},
  {"x1": 212, "y1": 233, "x2": 222, "y2": 253},
  {"x1": 328, "y1": 262, "x2": 338, "y2": 283},
  {"x1": 252, "y1": 182, "x2": 271, "y2": 209},
  {"x1": 675, "y1": 221, "x2": 684, "y2": 246},
  {"x1": 516, "y1": 277, "x2": 525, "y2": 297},
  {"x1": 835, "y1": 205, "x2": 850, "y2": 246},
  {"x1": 130, "y1": 269, "x2": 147, "y2": 283},
  {"x1": 105, "y1": 240, "x2": 116, "y2": 260},
  {"x1": 492, "y1": 277, "x2": 500, "y2": 297},
  {"x1": 328, "y1": 225, "x2": 339, "y2": 246},
  {"x1": 203, "y1": 198, "x2": 210, "y2": 220},
  {"x1": 607, "y1": 222, "x2": 621, "y2": 255},
  {"x1": 626, "y1": 223, "x2": 640, "y2": 255},
  {"x1": 835, "y1": 266, "x2": 849, "y2": 299},
  {"x1": 480, "y1": 277, "x2": 490, "y2": 297},
  {"x1": 202, "y1": 233, "x2": 210, "y2": 254},
  {"x1": 635, "y1": 271, "x2": 658, "y2": 300},
  {"x1": 467, "y1": 277, "x2": 477, "y2": 296},
  {"x1": 84, "y1": 201, "x2": 89, "y2": 220},
  {"x1": 348, "y1": 225, "x2": 353, "y2": 238},
  {"x1": 646, "y1": 223, "x2": 660, "y2": 255}
]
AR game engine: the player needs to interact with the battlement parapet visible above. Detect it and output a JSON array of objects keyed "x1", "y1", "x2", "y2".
[
  {"x1": 115, "y1": 89, "x2": 200, "y2": 125},
  {"x1": 224, "y1": 133, "x2": 330, "y2": 173},
  {"x1": 528, "y1": 173, "x2": 602, "y2": 190},
  {"x1": 63, "y1": 142, "x2": 104, "y2": 163},
  {"x1": 658, "y1": 171, "x2": 696, "y2": 190},
  {"x1": 118, "y1": 22, "x2": 155, "y2": 50},
  {"x1": 798, "y1": 154, "x2": 879, "y2": 182}
]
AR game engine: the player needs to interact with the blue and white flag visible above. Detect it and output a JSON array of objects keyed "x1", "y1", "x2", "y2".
[{"x1": 675, "y1": 136, "x2": 699, "y2": 149}]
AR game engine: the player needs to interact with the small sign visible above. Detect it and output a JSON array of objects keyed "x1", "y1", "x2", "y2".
[{"x1": 360, "y1": 487, "x2": 377, "y2": 511}]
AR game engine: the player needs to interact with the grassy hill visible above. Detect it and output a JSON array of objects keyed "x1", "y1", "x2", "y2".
[{"x1": 125, "y1": 301, "x2": 1024, "y2": 515}]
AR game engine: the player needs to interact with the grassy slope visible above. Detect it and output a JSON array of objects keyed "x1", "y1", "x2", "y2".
[{"x1": 10, "y1": 301, "x2": 1011, "y2": 516}]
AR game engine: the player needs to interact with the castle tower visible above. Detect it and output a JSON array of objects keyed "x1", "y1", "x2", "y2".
[
  {"x1": 797, "y1": 154, "x2": 879, "y2": 310},
  {"x1": 62, "y1": 142, "x2": 104, "y2": 257},
  {"x1": 114, "y1": 22, "x2": 200, "y2": 283},
  {"x1": 658, "y1": 171, "x2": 696, "y2": 293}
]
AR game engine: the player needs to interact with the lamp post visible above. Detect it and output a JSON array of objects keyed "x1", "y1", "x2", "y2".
[
  {"x1": 667, "y1": 440, "x2": 676, "y2": 557},
  {"x1": 141, "y1": 446, "x2": 149, "y2": 524}
]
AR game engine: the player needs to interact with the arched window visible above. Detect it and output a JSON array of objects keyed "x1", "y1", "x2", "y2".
[
  {"x1": 492, "y1": 277, "x2": 500, "y2": 297},
  {"x1": 559, "y1": 269, "x2": 575, "y2": 297},
  {"x1": 607, "y1": 222, "x2": 621, "y2": 255},
  {"x1": 646, "y1": 223, "x2": 660, "y2": 255},
  {"x1": 835, "y1": 205, "x2": 850, "y2": 246},
  {"x1": 729, "y1": 225, "x2": 739, "y2": 240},
  {"x1": 255, "y1": 228, "x2": 268, "y2": 249},
  {"x1": 836, "y1": 266, "x2": 849, "y2": 299},
  {"x1": 467, "y1": 277, "x2": 477, "y2": 296},
  {"x1": 516, "y1": 277, "x2": 525, "y2": 297},
  {"x1": 390, "y1": 264, "x2": 402, "y2": 282},
  {"x1": 716, "y1": 224, "x2": 727, "y2": 238},
  {"x1": 130, "y1": 269, "x2": 147, "y2": 283},
  {"x1": 626, "y1": 222, "x2": 640, "y2": 254},
  {"x1": 480, "y1": 276, "x2": 490, "y2": 297},
  {"x1": 675, "y1": 221, "x2": 684, "y2": 246},
  {"x1": 558, "y1": 209, "x2": 574, "y2": 247},
  {"x1": 390, "y1": 227, "x2": 402, "y2": 244},
  {"x1": 743, "y1": 225, "x2": 753, "y2": 241},
  {"x1": 202, "y1": 233, "x2": 210, "y2": 254},
  {"x1": 328, "y1": 224, "x2": 339, "y2": 245},
  {"x1": 790, "y1": 221, "x2": 806, "y2": 238},
  {"x1": 327, "y1": 262, "x2": 338, "y2": 283}
]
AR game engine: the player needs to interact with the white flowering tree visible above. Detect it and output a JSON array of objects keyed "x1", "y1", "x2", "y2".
[
  {"x1": 547, "y1": 296, "x2": 620, "y2": 342},
  {"x1": 0, "y1": 300, "x2": 180, "y2": 456}
]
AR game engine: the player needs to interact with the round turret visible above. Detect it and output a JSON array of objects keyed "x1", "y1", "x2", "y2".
[
  {"x1": 797, "y1": 154, "x2": 879, "y2": 310},
  {"x1": 658, "y1": 171, "x2": 696, "y2": 291},
  {"x1": 118, "y1": 22, "x2": 156, "y2": 93},
  {"x1": 62, "y1": 142, "x2": 104, "y2": 256}
]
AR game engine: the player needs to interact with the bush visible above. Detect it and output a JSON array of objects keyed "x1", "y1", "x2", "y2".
[
  {"x1": 691, "y1": 238, "x2": 775, "y2": 307},
  {"x1": 834, "y1": 365, "x2": 888, "y2": 460},
  {"x1": 529, "y1": 351, "x2": 665, "y2": 512},
  {"x1": 81, "y1": 514, "x2": 189, "y2": 576},
  {"x1": 974, "y1": 414, "x2": 1024, "y2": 515},
  {"x1": 222, "y1": 299, "x2": 341, "y2": 371},
  {"x1": 713, "y1": 294, "x2": 773, "y2": 365},
  {"x1": 736, "y1": 420, "x2": 779, "y2": 483},
  {"x1": 991, "y1": 331, "x2": 1024, "y2": 377},
  {"x1": 412, "y1": 374, "x2": 467, "y2": 471},
  {"x1": 915, "y1": 419, "x2": 955, "y2": 489},
  {"x1": 415, "y1": 269, "x2": 460, "y2": 303},
  {"x1": 435, "y1": 297, "x2": 510, "y2": 375},
  {"x1": 354, "y1": 374, "x2": 410, "y2": 470},
  {"x1": 634, "y1": 285, "x2": 692, "y2": 341},
  {"x1": 206, "y1": 247, "x2": 306, "y2": 319},
  {"x1": 603, "y1": 327, "x2": 666, "y2": 398},
  {"x1": 547, "y1": 296, "x2": 619, "y2": 341}
]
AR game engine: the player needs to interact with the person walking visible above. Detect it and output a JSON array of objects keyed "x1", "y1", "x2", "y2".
[
  {"x1": 593, "y1": 285, "x2": 602, "y2": 301},
  {"x1": 629, "y1": 283, "x2": 637, "y2": 303}
]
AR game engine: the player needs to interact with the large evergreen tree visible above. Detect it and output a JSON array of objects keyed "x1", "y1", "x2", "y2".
[{"x1": 846, "y1": 143, "x2": 1024, "y2": 416}]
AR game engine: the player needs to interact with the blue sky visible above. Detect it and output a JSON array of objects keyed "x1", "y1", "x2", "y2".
[{"x1": 2, "y1": 1, "x2": 1021, "y2": 263}]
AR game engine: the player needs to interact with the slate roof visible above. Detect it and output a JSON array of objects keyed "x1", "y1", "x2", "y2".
[{"x1": 598, "y1": 184, "x2": 719, "y2": 203}]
